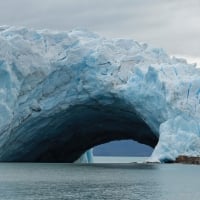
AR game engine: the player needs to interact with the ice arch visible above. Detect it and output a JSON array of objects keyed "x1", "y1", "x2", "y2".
[
  {"x1": 1, "y1": 26, "x2": 200, "y2": 162},
  {"x1": 2, "y1": 98, "x2": 158, "y2": 162}
]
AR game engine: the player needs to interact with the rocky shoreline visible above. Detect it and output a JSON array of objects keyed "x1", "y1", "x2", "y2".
[{"x1": 175, "y1": 155, "x2": 200, "y2": 164}]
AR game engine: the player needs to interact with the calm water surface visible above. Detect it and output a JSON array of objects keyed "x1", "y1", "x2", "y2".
[{"x1": 0, "y1": 161, "x2": 199, "y2": 200}]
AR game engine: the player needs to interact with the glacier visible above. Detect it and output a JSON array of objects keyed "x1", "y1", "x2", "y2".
[{"x1": 0, "y1": 26, "x2": 200, "y2": 163}]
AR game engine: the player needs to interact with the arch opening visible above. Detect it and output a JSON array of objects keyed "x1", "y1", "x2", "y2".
[
  {"x1": 3, "y1": 98, "x2": 158, "y2": 162},
  {"x1": 93, "y1": 140, "x2": 153, "y2": 157}
]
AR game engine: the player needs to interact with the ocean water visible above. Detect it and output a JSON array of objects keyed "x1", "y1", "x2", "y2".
[
  {"x1": 0, "y1": 159, "x2": 199, "y2": 200},
  {"x1": 93, "y1": 156, "x2": 148, "y2": 163}
]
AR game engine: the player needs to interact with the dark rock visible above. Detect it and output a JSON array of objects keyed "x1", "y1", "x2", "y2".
[{"x1": 175, "y1": 155, "x2": 200, "y2": 164}]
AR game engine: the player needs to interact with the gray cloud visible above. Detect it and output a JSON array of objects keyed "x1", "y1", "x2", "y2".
[{"x1": 0, "y1": 0, "x2": 200, "y2": 58}]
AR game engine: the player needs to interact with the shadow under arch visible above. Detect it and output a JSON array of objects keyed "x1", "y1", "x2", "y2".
[{"x1": 1, "y1": 97, "x2": 158, "y2": 162}]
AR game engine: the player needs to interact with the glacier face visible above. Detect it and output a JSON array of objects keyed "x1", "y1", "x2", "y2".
[{"x1": 0, "y1": 26, "x2": 200, "y2": 162}]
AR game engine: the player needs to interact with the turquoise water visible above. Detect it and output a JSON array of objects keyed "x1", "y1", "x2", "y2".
[{"x1": 0, "y1": 161, "x2": 199, "y2": 200}]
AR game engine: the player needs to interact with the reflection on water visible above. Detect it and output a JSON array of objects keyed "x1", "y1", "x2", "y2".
[{"x1": 0, "y1": 162, "x2": 199, "y2": 200}]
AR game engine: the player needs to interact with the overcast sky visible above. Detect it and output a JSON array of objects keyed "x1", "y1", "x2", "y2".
[{"x1": 0, "y1": 0, "x2": 200, "y2": 64}]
